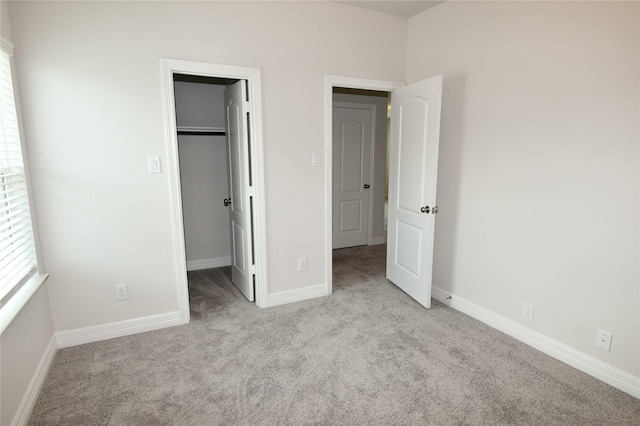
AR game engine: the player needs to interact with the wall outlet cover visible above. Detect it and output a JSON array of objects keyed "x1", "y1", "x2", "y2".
[
  {"x1": 115, "y1": 284, "x2": 128, "y2": 301},
  {"x1": 596, "y1": 329, "x2": 612, "y2": 352},
  {"x1": 297, "y1": 257, "x2": 307, "y2": 271},
  {"x1": 523, "y1": 302, "x2": 535, "y2": 321}
]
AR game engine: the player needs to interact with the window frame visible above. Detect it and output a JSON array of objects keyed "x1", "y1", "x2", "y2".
[{"x1": 0, "y1": 36, "x2": 48, "y2": 337}]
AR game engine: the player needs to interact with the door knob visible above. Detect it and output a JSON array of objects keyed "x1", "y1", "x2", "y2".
[
  {"x1": 223, "y1": 198, "x2": 231, "y2": 207},
  {"x1": 363, "y1": 184, "x2": 370, "y2": 189},
  {"x1": 420, "y1": 206, "x2": 430, "y2": 214}
]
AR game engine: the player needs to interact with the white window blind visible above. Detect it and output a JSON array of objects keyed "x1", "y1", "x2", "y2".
[{"x1": 0, "y1": 44, "x2": 37, "y2": 307}]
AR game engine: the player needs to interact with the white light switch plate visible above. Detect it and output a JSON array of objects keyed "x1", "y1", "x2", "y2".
[
  {"x1": 148, "y1": 157, "x2": 161, "y2": 174},
  {"x1": 311, "y1": 153, "x2": 320, "y2": 167}
]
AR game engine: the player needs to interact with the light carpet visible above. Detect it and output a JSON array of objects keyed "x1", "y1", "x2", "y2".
[{"x1": 28, "y1": 245, "x2": 639, "y2": 425}]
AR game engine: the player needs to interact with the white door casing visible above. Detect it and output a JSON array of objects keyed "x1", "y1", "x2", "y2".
[
  {"x1": 225, "y1": 81, "x2": 254, "y2": 302},
  {"x1": 332, "y1": 102, "x2": 375, "y2": 249},
  {"x1": 386, "y1": 75, "x2": 443, "y2": 308},
  {"x1": 161, "y1": 59, "x2": 268, "y2": 317}
]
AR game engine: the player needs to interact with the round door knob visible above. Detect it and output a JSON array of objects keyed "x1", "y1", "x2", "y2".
[{"x1": 420, "y1": 206, "x2": 430, "y2": 214}]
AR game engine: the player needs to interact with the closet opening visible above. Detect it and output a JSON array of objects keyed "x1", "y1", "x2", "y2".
[
  {"x1": 172, "y1": 73, "x2": 257, "y2": 312},
  {"x1": 162, "y1": 60, "x2": 268, "y2": 321}
]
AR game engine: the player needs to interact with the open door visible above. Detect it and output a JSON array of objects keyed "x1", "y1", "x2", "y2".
[
  {"x1": 225, "y1": 80, "x2": 254, "y2": 301},
  {"x1": 386, "y1": 75, "x2": 443, "y2": 308}
]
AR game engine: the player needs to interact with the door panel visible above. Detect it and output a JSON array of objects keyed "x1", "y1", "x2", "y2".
[
  {"x1": 332, "y1": 103, "x2": 374, "y2": 249},
  {"x1": 397, "y1": 99, "x2": 429, "y2": 212},
  {"x1": 225, "y1": 80, "x2": 254, "y2": 301},
  {"x1": 339, "y1": 200, "x2": 363, "y2": 232},
  {"x1": 232, "y1": 222, "x2": 245, "y2": 270},
  {"x1": 386, "y1": 75, "x2": 443, "y2": 308},
  {"x1": 341, "y1": 119, "x2": 364, "y2": 191}
]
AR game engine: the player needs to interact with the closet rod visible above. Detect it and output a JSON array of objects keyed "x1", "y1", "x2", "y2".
[
  {"x1": 177, "y1": 130, "x2": 226, "y2": 136},
  {"x1": 176, "y1": 126, "x2": 226, "y2": 136}
]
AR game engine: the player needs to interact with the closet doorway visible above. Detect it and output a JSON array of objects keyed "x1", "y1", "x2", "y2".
[
  {"x1": 174, "y1": 74, "x2": 234, "y2": 274},
  {"x1": 162, "y1": 60, "x2": 268, "y2": 323}
]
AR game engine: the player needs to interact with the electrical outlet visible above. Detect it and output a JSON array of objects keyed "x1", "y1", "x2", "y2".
[
  {"x1": 522, "y1": 302, "x2": 535, "y2": 321},
  {"x1": 596, "y1": 329, "x2": 612, "y2": 352},
  {"x1": 297, "y1": 257, "x2": 307, "y2": 272},
  {"x1": 115, "y1": 284, "x2": 128, "y2": 301}
]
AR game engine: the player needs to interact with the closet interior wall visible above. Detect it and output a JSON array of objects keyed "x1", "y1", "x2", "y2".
[{"x1": 174, "y1": 80, "x2": 232, "y2": 271}]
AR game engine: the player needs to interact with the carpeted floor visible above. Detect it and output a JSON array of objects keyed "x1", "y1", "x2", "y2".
[{"x1": 28, "y1": 245, "x2": 639, "y2": 425}]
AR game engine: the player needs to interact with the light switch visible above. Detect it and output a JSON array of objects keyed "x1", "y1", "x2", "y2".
[
  {"x1": 147, "y1": 157, "x2": 161, "y2": 174},
  {"x1": 311, "y1": 153, "x2": 320, "y2": 167}
]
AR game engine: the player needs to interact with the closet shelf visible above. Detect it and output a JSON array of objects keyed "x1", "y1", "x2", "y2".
[{"x1": 177, "y1": 126, "x2": 226, "y2": 136}]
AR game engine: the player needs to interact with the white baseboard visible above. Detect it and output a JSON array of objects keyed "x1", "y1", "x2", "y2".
[
  {"x1": 370, "y1": 237, "x2": 386, "y2": 245},
  {"x1": 56, "y1": 311, "x2": 183, "y2": 349},
  {"x1": 431, "y1": 286, "x2": 640, "y2": 399},
  {"x1": 186, "y1": 256, "x2": 231, "y2": 271},
  {"x1": 12, "y1": 335, "x2": 57, "y2": 426},
  {"x1": 267, "y1": 283, "x2": 328, "y2": 307}
]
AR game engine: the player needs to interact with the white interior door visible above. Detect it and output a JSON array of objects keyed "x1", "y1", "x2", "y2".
[
  {"x1": 225, "y1": 81, "x2": 254, "y2": 301},
  {"x1": 332, "y1": 102, "x2": 373, "y2": 249},
  {"x1": 386, "y1": 75, "x2": 443, "y2": 308}
]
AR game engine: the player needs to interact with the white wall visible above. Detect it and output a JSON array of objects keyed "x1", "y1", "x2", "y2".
[
  {"x1": 408, "y1": 1, "x2": 639, "y2": 376},
  {"x1": 1, "y1": 286, "x2": 55, "y2": 425},
  {"x1": 333, "y1": 92, "x2": 388, "y2": 244},
  {"x1": 174, "y1": 81, "x2": 225, "y2": 130},
  {"x1": 178, "y1": 135, "x2": 231, "y2": 267},
  {"x1": 1, "y1": 1, "x2": 56, "y2": 424},
  {"x1": 175, "y1": 81, "x2": 231, "y2": 268},
  {"x1": 8, "y1": 1, "x2": 407, "y2": 332},
  {"x1": 1, "y1": 0, "x2": 10, "y2": 38}
]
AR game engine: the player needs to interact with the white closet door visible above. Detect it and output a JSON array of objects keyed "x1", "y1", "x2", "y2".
[{"x1": 225, "y1": 81, "x2": 254, "y2": 301}]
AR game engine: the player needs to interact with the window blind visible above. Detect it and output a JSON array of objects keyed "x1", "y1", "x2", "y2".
[{"x1": 0, "y1": 44, "x2": 37, "y2": 307}]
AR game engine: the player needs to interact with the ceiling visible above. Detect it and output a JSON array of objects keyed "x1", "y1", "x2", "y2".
[{"x1": 335, "y1": 1, "x2": 445, "y2": 17}]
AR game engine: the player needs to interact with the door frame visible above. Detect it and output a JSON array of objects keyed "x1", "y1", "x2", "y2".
[
  {"x1": 162, "y1": 59, "x2": 269, "y2": 322},
  {"x1": 332, "y1": 101, "x2": 376, "y2": 249},
  {"x1": 324, "y1": 76, "x2": 403, "y2": 294}
]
